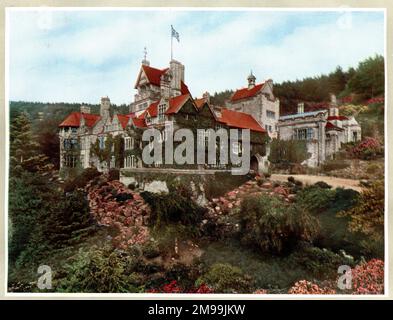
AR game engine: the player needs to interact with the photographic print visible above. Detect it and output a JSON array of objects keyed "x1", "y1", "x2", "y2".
[{"x1": 6, "y1": 7, "x2": 385, "y2": 296}]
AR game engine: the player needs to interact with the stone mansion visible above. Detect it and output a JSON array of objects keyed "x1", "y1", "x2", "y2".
[
  {"x1": 59, "y1": 56, "x2": 361, "y2": 172},
  {"x1": 59, "y1": 58, "x2": 269, "y2": 173}
]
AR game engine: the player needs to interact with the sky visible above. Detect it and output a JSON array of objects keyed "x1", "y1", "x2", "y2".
[{"x1": 7, "y1": 9, "x2": 385, "y2": 105}]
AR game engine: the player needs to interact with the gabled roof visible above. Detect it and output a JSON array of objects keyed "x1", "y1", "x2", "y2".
[
  {"x1": 326, "y1": 121, "x2": 344, "y2": 131},
  {"x1": 166, "y1": 94, "x2": 192, "y2": 114},
  {"x1": 131, "y1": 117, "x2": 147, "y2": 128},
  {"x1": 218, "y1": 108, "x2": 266, "y2": 133},
  {"x1": 194, "y1": 98, "x2": 207, "y2": 109},
  {"x1": 116, "y1": 114, "x2": 131, "y2": 129},
  {"x1": 59, "y1": 112, "x2": 101, "y2": 128},
  {"x1": 135, "y1": 65, "x2": 190, "y2": 96},
  {"x1": 230, "y1": 83, "x2": 264, "y2": 102},
  {"x1": 142, "y1": 101, "x2": 160, "y2": 118},
  {"x1": 138, "y1": 65, "x2": 168, "y2": 87}
]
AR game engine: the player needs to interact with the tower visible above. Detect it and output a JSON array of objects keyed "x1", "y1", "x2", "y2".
[
  {"x1": 100, "y1": 96, "x2": 111, "y2": 119},
  {"x1": 169, "y1": 59, "x2": 185, "y2": 97},
  {"x1": 247, "y1": 71, "x2": 256, "y2": 89}
]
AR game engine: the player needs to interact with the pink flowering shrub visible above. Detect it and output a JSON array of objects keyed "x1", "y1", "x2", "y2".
[
  {"x1": 352, "y1": 259, "x2": 384, "y2": 295},
  {"x1": 288, "y1": 280, "x2": 336, "y2": 295},
  {"x1": 147, "y1": 280, "x2": 214, "y2": 294},
  {"x1": 351, "y1": 137, "x2": 382, "y2": 160}
]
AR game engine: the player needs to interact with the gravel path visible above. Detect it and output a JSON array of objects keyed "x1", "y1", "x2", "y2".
[{"x1": 270, "y1": 174, "x2": 363, "y2": 192}]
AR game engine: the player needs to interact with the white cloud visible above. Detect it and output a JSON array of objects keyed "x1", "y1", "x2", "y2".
[{"x1": 8, "y1": 10, "x2": 384, "y2": 105}]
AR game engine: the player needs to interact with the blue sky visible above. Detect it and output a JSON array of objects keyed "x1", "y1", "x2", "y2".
[{"x1": 8, "y1": 9, "x2": 384, "y2": 105}]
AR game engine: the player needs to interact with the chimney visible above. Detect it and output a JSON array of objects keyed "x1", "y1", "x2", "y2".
[
  {"x1": 169, "y1": 59, "x2": 185, "y2": 96},
  {"x1": 100, "y1": 96, "x2": 111, "y2": 119},
  {"x1": 203, "y1": 91, "x2": 210, "y2": 104},
  {"x1": 329, "y1": 93, "x2": 339, "y2": 117},
  {"x1": 297, "y1": 102, "x2": 304, "y2": 114},
  {"x1": 80, "y1": 104, "x2": 91, "y2": 114}
]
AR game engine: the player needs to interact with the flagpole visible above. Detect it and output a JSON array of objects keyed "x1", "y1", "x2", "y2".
[{"x1": 170, "y1": 25, "x2": 173, "y2": 61}]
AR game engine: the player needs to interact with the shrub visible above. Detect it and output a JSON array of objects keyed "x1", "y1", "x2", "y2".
[
  {"x1": 351, "y1": 259, "x2": 384, "y2": 294},
  {"x1": 141, "y1": 191, "x2": 206, "y2": 230},
  {"x1": 57, "y1": 245, "x2": 141, "y2": 293},
  {"x1": 366, "y1": 163, "x2": 380, "y2": 174},
  {"x1": 238, "y1": 194, "x2": 320, "y2": 254},
  {"x1": 296, "y1": 186, "x2": 336, "y2": 213},
  {"x1": 196, "y1": 263, "x2": 253, "y2": 293},
  {"x1": 289, "y1": 246, "x2": 355, "y2": 279},
  {"x1": 288, "y1": 280, "x2": 336, "y2": 294},
  {"x1": 338, "y1": 180, "x2": 384, "y2": 242},
  {"x1": 147, "y1": 280, "x2": 214, "y2": 293},
  {"x1": 142, "y1": 240, "x2": 160, "y2": 259},
  {"x1": 313, "y1": 181, "x2": 332, "y2": 189},
  {"x1": 351, "y1": 137, "x2": 382, "y2": 160}
]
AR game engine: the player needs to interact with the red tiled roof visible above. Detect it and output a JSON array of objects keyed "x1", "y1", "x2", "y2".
[
  {"x1": 181, "y1": 81, "x2": 190, "y2": 95},
  {"x1": 116, "y1": 114, "x2": 131, "y2": 129},
  {"x1": 143, "y1": 101, "x2": 159, "y2": 117},
  {"x1": 218, "y1": 108, "x2": 266, "y2": 133},
  {"x1": 166, "y1": 94, "x2": 191, "y2": 114},
  {"x1": 59, "y1": 112, "x2": 101, "y2": 128},
  {"x1": 131, "y1": 117, "x2": 147, "y2": 128},
  {"x1": 230, "y1": 83, "x2": 264, "y2": 102},
  {"x1": 140, "y1": 65, "x2": 168, "y2": 87},
  {"x1": 326, "y1": 121, "x2": 343, "y2": 131},
  {"x1": 327, "y1": 115, "x2": 348, "y2": 121},
  {"x1": 194, "y1": 98, "x2": 206, "y2": 109}
]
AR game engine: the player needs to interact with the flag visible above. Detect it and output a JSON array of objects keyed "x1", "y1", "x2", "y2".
[{"x1": 171, "y1": 25, "x2": 180, "y2": 42}]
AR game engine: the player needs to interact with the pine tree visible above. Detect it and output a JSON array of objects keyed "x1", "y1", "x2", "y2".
[{"x1": 10, "y1": 112, "x2": 50, "y2": 174}]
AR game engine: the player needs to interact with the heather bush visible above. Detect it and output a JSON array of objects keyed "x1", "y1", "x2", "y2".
[
  {"x1": 288, "y1": 280, "x2": 336, "y2": 294},
  {"x1": 351, "y1": 137, "x2": 383, "y2": 160},
  {"x1": 196, "y1": 263, "x2": 253, "y2": 293},
  {"x1": 238, "y1": 194, "x2": 320, "y2": 254},
  {"x1": 351, "y1": 259, "x2": 384, "y2": 294}
]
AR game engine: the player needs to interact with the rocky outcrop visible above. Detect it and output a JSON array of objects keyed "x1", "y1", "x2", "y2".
[{"x1": 86, "y1": 178, "x2": 151, "y2": 250}]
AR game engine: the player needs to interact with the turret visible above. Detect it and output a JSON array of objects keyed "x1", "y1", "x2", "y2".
[
  {"x1": 100, "y1": 96, "x2": 111, "y2": 119},
  {"x1": 247, "y1": 71, "x2": 256, "y2": 89}
]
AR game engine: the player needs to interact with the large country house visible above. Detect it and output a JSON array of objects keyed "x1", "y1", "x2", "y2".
[
  {"x1": 59, "y1": 58, "x2": 269, "y2": 174},
  {"x1": 277, "y1": 95, "x2": 362, "y2": 167}
]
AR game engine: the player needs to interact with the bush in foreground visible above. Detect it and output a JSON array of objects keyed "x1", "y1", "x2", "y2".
[
  {"x1": 238, "y1": 194, "x2": 320, "y2": 254},
  {"x1": 196, "y1": 263, "x2": 253, "y2": 293}
]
